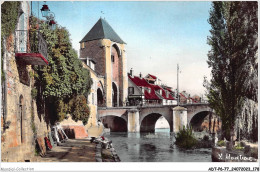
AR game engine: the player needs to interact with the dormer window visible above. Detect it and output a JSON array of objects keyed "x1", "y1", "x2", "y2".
[
  {"x1": 148, "y1": 88, "x2": 151, "y2": 93},
  {"x1": 159, "y1": 89, "x2": 162, "y2": 95},
  {"x1": 140, "y1": 87, "x2": 144, "y2": 94},
  {"x1": 111, "y1": 55, "x2": 114, "y2": 63},
  {"x1": 166, "y1": 91, "x2": 169, "y2": 98}
]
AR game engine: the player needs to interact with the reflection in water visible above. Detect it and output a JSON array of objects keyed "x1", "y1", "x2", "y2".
[{"x1": 104, "y1": 128, "x2": 212, "y2": 162}]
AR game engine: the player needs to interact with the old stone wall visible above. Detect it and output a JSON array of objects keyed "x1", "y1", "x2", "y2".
[{"x1": 1, "y1": 26, "x2": 49, "y2": 162}]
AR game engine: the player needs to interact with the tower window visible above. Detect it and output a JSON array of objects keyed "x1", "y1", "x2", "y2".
[
  {"x1": 111, "y1": 55, "x2": 114, "y2": 63},
  {"x1": 81, "y1": 42, "x2": 85, "y2": 49}
]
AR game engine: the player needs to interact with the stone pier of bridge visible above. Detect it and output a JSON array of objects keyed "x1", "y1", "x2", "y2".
[{"x1": 98, "y1": 105, "x2": 189, "y2": 133}]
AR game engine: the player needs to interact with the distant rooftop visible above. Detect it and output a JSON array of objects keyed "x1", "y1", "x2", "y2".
[{"x1": 80, "y1": 18, "x2": 125, "y2": 44}]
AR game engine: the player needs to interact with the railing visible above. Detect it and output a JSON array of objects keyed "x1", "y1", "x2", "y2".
[{"x1": 15, "y1": 30, "x2": 48, "y2": 61}]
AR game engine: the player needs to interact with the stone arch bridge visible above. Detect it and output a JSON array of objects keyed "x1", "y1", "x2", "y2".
[{"x1": 98, "y1": 104, "x2": 216, "y2": 133}]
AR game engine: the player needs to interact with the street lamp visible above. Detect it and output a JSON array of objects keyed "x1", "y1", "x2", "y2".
[
  {"x1": 40, "y1": 4, "x2": 50, "y2": 17},
  {"x1": 40, "y1": 2, "x2": 57, "y2": 30},
  {"x1": 49, "y1": 19, "x2": 56, "y2": 30}
]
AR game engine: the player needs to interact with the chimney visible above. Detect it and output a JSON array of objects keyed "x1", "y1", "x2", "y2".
[
  {"x1": 130, "y1": 68, "x2": 133, "y2": 77},
  {"x1": 139, "y1": 72, "x2": 142, "y2": 78}
]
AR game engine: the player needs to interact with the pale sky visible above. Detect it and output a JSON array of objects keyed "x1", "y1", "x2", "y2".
[{"x1": 32, "y1": 1, "x2": 212, "y2": 96}]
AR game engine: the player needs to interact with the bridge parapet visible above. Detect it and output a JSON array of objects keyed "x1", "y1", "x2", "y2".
[{"x1": 97, "y1": 103, "x2": 209, "y2": 110}]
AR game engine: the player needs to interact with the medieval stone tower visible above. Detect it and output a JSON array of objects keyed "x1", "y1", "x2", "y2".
[{"x1": 80, "y1": 18, "x2": 128, "y2": 107}]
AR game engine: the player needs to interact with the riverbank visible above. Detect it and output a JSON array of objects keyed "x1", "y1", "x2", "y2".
[
  {"x1": 212, "y1": 141, "x2": 258, "y2": 162},
  {"x1": 212, "y1": 146, "x2": 258, "y2": 162},
  {"x1": 32, "y1": 138, "x2": 118, "y2": 162}
]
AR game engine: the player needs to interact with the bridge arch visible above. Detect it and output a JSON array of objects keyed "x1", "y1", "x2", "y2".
[
  {"x1": 187, "y1": 105, "x2": 212, "y2": 124},
  {"x1": 100, "y1": 115, "x2": 127, "y2": 132},
  {"x1": 189, "y1": 110, "x2": 221, "y2": 132},
  {"x1": 140, "y1": 113, "x2": 171, "y2": 132},
  {"x1": 139, "y1": 107, "x2": 173, "y2": 132}
]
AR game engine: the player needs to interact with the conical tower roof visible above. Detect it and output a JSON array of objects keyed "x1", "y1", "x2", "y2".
[{"x1": 80, "y1": 18, "x2": 125, "y2": 44}]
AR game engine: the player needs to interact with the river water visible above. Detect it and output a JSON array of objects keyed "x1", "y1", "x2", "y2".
[{"x1": 104, "y1": 128, "x2": 212, "y2": 162}]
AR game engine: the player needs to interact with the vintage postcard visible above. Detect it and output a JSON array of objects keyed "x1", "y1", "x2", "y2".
[{"x1": 1, "y1": 1, "x2": 258, "y2": 171}]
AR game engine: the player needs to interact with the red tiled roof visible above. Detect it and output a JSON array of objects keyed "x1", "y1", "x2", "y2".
[
  {"x1": 129, "y1": 75, "x2": 160, "y2": 100},
  {"x1": 144, "y1": 89, "x2": 160, "y2": 100},
  {"x1": 168, "y1": 94, "x2": 175, "y2": 100},
  {"x1": 180, "y1": 93, "x2": 198, "y2": 103},
  {"x1": 148, "y1": 74, "x2": 157, "y2": 79},
  {"x1": 151, "y1": 85, "x2": 175, "y2": 100},
  {"x1": 165, "y1": 88, "x2": 174, "y2": 93},
  {"x1": 128, "y1": 75, "x2": 150, "y2": 87},
  {"x1": 128, "y1": 74, "x2": 175, "y2": 101},
  {"x1": 180, "y1": 93, "x2": 187, "y2": 99}
]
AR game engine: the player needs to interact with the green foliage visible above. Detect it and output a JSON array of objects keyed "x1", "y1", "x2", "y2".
[
  {"x1": 175, "y1": 125, "x2": 198, "y2": 149},
  {"x1": 204, "y1": 2, "x2": 258, "y2": 141},
  {"x1": 31, "y1": 88, "x2": 38, "y2": 100},
  {"x1": 69, "y1": 95, "x2": 90, "y2": 125},
  {"x1": 30, "y1": 16, "x2": 92, "y2": 124},
  {"x1": 1, "y1": 1, "x2": 20, "y2": 38},
  {"x1": 217, "y1": 140, "x2": 226, "y2": 147},
  {"x1": 234, "y1": 142, "x2": 244, "y2": 150},
  {"x1": 1, "y1": 1, "x2": 20, "y2": 83},
  {"x1": 29, "y1": 71, "x2": 34, "y2": 78}
]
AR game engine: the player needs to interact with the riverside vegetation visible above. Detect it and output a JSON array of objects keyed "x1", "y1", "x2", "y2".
[
  {"x1": 29, "y1": 16, "x2": 93, "y2": 125},
  {"x1": 174, "y1": 126, "x2": 212, "y2": 149}
]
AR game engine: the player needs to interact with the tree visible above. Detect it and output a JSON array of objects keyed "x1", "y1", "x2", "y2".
[
  {"x1": 204, "y1": 2, "x2": 258, "y2": 142},
  {"x1": 30, "y1": 17, "x2": 92, "y2": 124}
]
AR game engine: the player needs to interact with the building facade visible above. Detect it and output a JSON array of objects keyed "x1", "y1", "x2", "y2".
[
  {"x1": 80, "y1": 18, "x2": 128, "y2": 129},
  {"x1": 127, "y1": 69, "x2": 177, "y2": 106},
  {"x1": 81, "y1": 58, "x2": 104, "y2": 129},
  {"x1": 1, "y1": 2, "x2": 49, "y2": 162},
  {"x1": 80, "y1": 18, "x2": 128, "y2": 108}
]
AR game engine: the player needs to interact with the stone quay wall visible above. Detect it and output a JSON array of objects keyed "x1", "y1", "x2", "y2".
[{"x1": 1, "y1": 33, "x2": 50, "y2": 162}]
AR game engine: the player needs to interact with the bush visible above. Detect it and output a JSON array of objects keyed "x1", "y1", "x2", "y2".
[
  {"x1": 217, "y1": 140, "x2": 226, "y2": 147},
  {"x1": 234, "y1": 142, "x2": 244, "y2": 150},
  {"x1": 175, "y1": 125, "x2": 198, "y2": 149},
  {"x1": 250, "y1": 148, "x2": 258, "y2": 159},
  {"x1": 234, "y1": 144, "x2": 244, "y2": 150}
]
